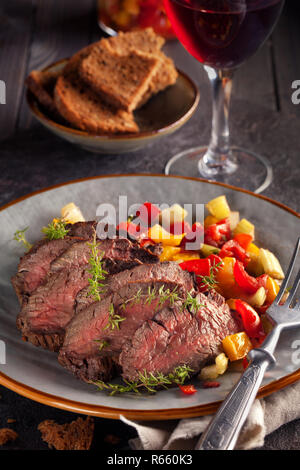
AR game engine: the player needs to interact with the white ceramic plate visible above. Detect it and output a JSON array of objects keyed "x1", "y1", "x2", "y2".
[{"x1": 0, "y1": 174, "x2": 299, "y2": 420}]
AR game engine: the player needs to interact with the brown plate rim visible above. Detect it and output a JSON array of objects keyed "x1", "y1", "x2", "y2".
[
  {"x1": 26, "y1": 60, "x2": 200, "y2": 141},
  {"x1": 0, "y1": 173, "x2": 299, "y2": 421}
]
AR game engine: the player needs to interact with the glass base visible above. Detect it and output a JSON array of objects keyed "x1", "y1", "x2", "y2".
[{"x1": 165, "y1": 146, "x2": 273, "y2": 194}]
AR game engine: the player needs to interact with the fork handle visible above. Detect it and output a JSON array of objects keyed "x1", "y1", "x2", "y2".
[{"x1": 195, "y1": 349, "x2": 275, "y2": 450}]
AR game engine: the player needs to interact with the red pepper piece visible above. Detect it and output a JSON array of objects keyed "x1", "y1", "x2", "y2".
[
  {"x1": 233, "y1": 233, "x2": 253, "y2": 250},
  {"x1": 178, "y1": 384, "x2": 197, "y2": 395},
  {"x1": 207, "y1": 254, "x2": 224, "y2": 269},
  {"x1": 235, "y1": 299, "x2": 264, "y2": 339},
  {"x1": 180, "y1": 222, "x2": 203, "y2": 249},
  {"x1": 179, "y1": 258, "x2": 211, "y2": 277},
  {"x1": 202, "y1": 381, "x2": 220, "y2": 389},
  {"x1": 219, "y1": 240, "x2": 250, "y2": 265},
  {"x1": 233, "y1": 260, "x2": 260, "y2": 294},
  {"x1": 136, "y1": 202, "x2": 161, "y2": 227},
  {"x1": 204, "y1": 218, "x2": 231, "y2": 248},
  {"x1": 116, "y1": 222, "x2": 147, "y2": 239}
]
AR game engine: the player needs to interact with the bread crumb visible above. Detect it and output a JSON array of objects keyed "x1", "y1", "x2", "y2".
[
  {"x1": 0, "y1": 428, "x2": 18, "y2": 445},
  {"x1": 38, "y1": 417, "x2": 94, "y2": 450},
  {"x1": 104, "y1": 434, "x2": 120, "y2": 445}
]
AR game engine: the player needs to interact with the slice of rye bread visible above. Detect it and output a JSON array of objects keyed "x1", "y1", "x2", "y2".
[
  {"x1": 104, "y1": 28, "x2": 178, "y2": 107},
  {"x1": 26, "y1": 69, "x2": 60, "y2": 115},
  {"x1": 79, "y1": 41, "x2": 161, "y2": 112},
  {"x1": 54, "y1": 46, "x2": 139, "y2": 134}
]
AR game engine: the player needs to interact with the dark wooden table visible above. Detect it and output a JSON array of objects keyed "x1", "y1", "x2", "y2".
[{"x1": 0, "y1": 0, "x2": 299, "y2": 451}]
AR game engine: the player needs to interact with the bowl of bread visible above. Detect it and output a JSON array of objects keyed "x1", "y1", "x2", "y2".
[{"x1": 26, "y1": 28, "x2": 199, "y2": 154}]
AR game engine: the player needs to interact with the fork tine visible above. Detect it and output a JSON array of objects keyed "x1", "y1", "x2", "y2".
[
  {"x1": 288, "y1": 268, "x2": 300, "y2": 307},
  {"x1": 274, "y1": 238, "x2": 300, "y2": 305}
]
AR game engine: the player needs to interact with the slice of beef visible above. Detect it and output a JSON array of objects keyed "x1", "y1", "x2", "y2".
[
  {"x1": 16, "y1": 237, "x2": 162, "y2": 352},
  {"x1": 50, "y1": 237, "x2": 161, "y2": 274},
  {"x1": 11, "y1": 237, "x2": 78, "y2": 303},
  {"x1": 11, "y1": 221, "x2": 97, "y2": 303},
  {"x1": 119, "y1": 290, "x2": 240, "y2": 381},
  {"x1": 17, "y1": 267, "x2": 91, "y2": 351},
  {"x1": 58, "y1": 262, "x2": 196, "y2": 381}
]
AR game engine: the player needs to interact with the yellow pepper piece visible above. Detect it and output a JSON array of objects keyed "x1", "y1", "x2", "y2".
[
  {"x1": 148, "y1": 224, "x2": 185, "y2": 247},
  {"x1": 247, "y1": 243, "x2": 260, "y2": 256},
  {"x1": 160, "y1": 246, "x2": 181, "y2": 262},
  {"x1": 204, "y1": 215, "x2": 218, "y2": 228},
  {"x1": 222, "y1": 332, "x2": 253, "y2": 362},
  {"x1": 233, "y1": 218, "x2": 255, "y2": 238},
  {"x1": 265, "y1": 276, "x2": 280, "y2": 304},
  {"x1": 171, "y1": 252, "x2": 200, "y2": 262},
  {"x1": 206, "y1": 195, "x2": 231, "y2": 219}
]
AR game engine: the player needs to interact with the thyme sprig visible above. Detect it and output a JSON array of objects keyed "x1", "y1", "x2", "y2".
[
  {"x1": 13, "y1": 227, "x2": 33, "y2": 251},
  {"x1": 93, "y1": 365, "x2": 194, "y2": 395},
  {"x1": 87, "y1": 233, "x2": 108, "y2": 302},
  {"x1": 41, "y1": 218, "x2": 70, "y2": 240},
  {"x1": 95, "y1": 339, "x2": 110, "y2": 351},
  {"x1": 121, "y1": 285, "x2": 204, "y2": 315},
  {"x1": 104, "y1": 303, "x2": 126, "y2": 331},
  {"x1": 197, "y1": 261, "x2": 223, "y2": 290}
]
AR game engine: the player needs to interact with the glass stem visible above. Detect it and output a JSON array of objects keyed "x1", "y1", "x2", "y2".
[{"x1": 198, "y1": 67, "x2": 237, "y2": 177}]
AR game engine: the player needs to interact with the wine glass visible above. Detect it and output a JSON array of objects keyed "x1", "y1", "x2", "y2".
[{"x1": 163, "y1": 0, "x2": 285, "y2": 193}]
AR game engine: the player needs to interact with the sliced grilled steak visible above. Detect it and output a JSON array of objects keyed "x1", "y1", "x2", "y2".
[
  {"x1": 17, "y1": 267, "x2": 91, "y2": 351},
  {"x1": 50, "y1": 237, "x2": 161, "y2": 273},
  {"x1": 58, "y1": 262, "x2": 196, "y2": 381},
  {"x1": 11, "y1": 237, "x2": 78, "y2": 303},
  {"x1": 15, "y1": 236, "x2": 162, "y2": 352},
  {"x1": 119, "y1": 290, "x2": 240, "y2": 381},
  {"x1": 11, "y1": 221, "x2": 97, "y2": 303}
]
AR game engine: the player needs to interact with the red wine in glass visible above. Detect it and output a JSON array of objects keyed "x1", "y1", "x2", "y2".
[{"x1": 163, "y1": 0, "x2": 285, "y2": 193}]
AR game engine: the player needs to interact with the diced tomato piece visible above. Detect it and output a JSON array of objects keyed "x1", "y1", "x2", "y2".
[
  {"x1": 234, "y1": 299, "x2": 264, "y2": 339},
  {"x1": 204, "y1": 218, "x2": 231, "y2": 247},
  {"x1": 219, "y1": 240, "x2": 250, "y2": 265},
  {"x1": 136, "y1": 202, "x2": 161, "y2": 227},
  {"x1": 178, "y1": 384, "x2": 197, "y2": 395},
  {"x1": 233, "y1": 260, "x2": 260, "y2": 294},
  {"x1": 179, "y1": 258, "x2": 211, "y2": 277},
  {"x1": 116, "y1": 222, "x2": 148, "y2": 239},
  {"x1": 170, "y1": 220, "x2": 192, "y2": 235},
  {"x1": 180, "y1": 222, "x2": 204, "y2": 249},
  {"x1": 233, "y1": 233, "x2": 253, "y2": 250},
  {"x1": 242, "y1": 357, "x2": 249, "y2": 369},
  {"x1": 202, "y1": 381, "x2": 220, "y2": 389}
]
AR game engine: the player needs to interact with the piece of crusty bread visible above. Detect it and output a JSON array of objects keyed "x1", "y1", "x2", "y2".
[
  {"x1": 26, "y1": 69, "x2": 60, "y2": 115},
  {"x1": 104, "y1": 28, "x2": 178, "y2": 107},
  {"x1": 79, "y1": 41, "x2": 161, "y2": 112},
  {"x1": 54, "y1": 46, "x2": 139, "y2": 134},
  {"x1": 38, "y1": 417, "x2": 94, "y2": 450}
]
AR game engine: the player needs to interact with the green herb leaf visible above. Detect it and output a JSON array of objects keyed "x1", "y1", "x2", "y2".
[
  {"x1": 13, "y1": 227, "x2": 33, "y2": 251},
  {"x1": 104, "y1": 303, "x2": 126, "y2": 331},
  {"x1": 93, "y1": 365, "x2": 194, "y2": 395},
  {"x1": 95, "y1": 339, "x2": 110, "y2": 351},
  {"x1": 41, "y1": 219, "x2": 70, "y2": 240},
  {"x1": 86, "y1": 232, "x2": 108, "y2": 302},
  {"x1": 197, "y1": 261, "x2": 223, "y2": 290}
]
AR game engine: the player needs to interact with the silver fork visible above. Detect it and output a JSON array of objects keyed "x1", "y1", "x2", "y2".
[{"x1": 195, "y1": 238, "x2": 300, "y2": 450}]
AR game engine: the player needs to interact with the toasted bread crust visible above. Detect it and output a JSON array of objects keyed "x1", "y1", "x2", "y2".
[
  {"x1": 54, "y1": 46, "x2": 139, "y2": 134},
  {"x1": 26, "y1": 70, "x2": 60, "y2": 114},
  {"x1": 79, "y1": 42, "x2": 161, "y2": 111},
  {"x1": 104, "y1": 28, "x2": 178, "y2": 107}
]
